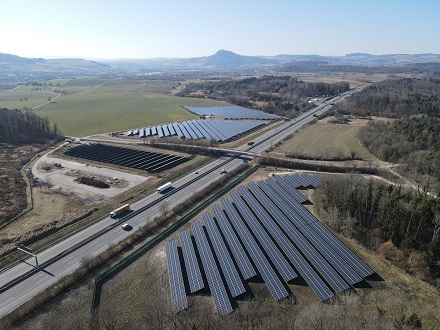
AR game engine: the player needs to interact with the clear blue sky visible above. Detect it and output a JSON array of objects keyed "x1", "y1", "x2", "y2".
[{"x1": 1, "y1": 0, "x2": 439, "y2": 59}]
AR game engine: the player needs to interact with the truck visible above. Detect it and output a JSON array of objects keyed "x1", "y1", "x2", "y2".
[
  {"x1": 110, "y1": 204, "x2": 130, "y2": 218},
  {"x1": 157, "y1": 182, "x2": 172, "y2": 193}
]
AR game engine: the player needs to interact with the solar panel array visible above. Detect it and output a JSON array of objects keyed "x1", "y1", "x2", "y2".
[
  {"x1": 191, "y1": 221, "x2": 233, "y2": 315},
  {"x1": 165, "y1": 173, "x2": 374, "y2": 315},
  {"x1": 127, "y1": 118, "x2": 265, "y2": 142},
  {"x1": 183, "y1": 105, "x2": 279, "y2": 120},
  {"x1": 64, "y1": 143, "x2": 188, "y2": 172},
  {"x1": 166, "y1": 241, "x2": 188, "y2": 312}
]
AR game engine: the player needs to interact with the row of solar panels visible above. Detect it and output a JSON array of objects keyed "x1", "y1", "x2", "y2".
[
  {"x1": 166, "y1": 173, "x2": 374, "y2": 315},
  {"x1": 183, "y1": 105, "x2": 279, "y2": 120},
  {"x1": 64, "y1": 144, "x2": 187, "y2": 172},
  {"x1": 127, "y1": 119, "x2": 266, "y2": 142}
]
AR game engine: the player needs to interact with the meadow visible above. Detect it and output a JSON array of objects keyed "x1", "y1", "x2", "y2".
[
  {"x1": 270, "y1": 117, "x2": 377, "y2": 160},
  {"x1": 0, "y1": 79, "x2": 228, "y2": 137}
]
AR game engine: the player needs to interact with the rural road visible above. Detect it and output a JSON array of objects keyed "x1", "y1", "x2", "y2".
[{"x1": 0, "y1": 86, "x2": 366, "y2": 318}]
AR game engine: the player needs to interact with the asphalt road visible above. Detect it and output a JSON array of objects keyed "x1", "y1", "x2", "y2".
[{"x1": 0, "y1": 86, "x2": 367, "y2": 317}]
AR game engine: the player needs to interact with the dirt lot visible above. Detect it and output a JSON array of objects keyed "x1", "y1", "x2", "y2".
[{"x1": 0, "y1": 141, "x2": 208, "y2": 261}]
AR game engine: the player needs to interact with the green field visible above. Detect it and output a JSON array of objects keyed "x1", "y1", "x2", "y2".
[
  {"x1": 271, "y1": 118, "x2": 377, "y2": 160},
  {"x1": 1, "y1": 79, "x2": 229, "y2": 136}
]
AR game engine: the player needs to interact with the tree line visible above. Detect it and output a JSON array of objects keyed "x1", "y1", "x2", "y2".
[
  {"x1": 0, "y1": 108, "x2": 61, "y2": 144},
  {"x1": 359, "y1": 117, "x2": 440, "y2": 193},
  {"x1": 177, "y1": 75, "x2": 350, "y2": 118},
  {"x1": 320, "y1": 175, "x2": 440, "y2": 286},
  {"x1": 335, "y1": 77, "x2": 440, "y2": 118}
]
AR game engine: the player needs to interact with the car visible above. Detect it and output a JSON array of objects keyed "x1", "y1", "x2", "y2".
[
  {"x1": 220, "y1": 169, "x2": 226, "y2": 174},
  {"x1": 122, "y1": 223, "x2": 130, "y2": 230},
  {"x1": 194, "y1": 171, "x2": 199, "y2": 174}
]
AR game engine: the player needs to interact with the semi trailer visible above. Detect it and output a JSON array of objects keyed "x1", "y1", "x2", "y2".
[
  {"x1": 110, "y1": 204, "x2": 130, "y2": 218},
  {"x1": 157, "y1": 182, "x2": 172, "y2": 193}
]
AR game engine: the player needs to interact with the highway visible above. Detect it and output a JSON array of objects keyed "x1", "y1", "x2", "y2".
[{"x1": 0, "y1": 85, "x2": 366, "y2": 318}]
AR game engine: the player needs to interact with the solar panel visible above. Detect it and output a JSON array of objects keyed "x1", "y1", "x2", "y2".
[
  {"x1": 179, "y1": 230, "x2": 204, "y2": 293},
  {"x1": 186, "y1": 121, "x2": 204, "y2": 139},
  {"x1": 258, "y1": 180, "x2": 363, "y2": 285},
  {"x1": 151, "y1": 126, "x2": 157, "y2": 135},
  {"x1": 269, "y1": 176, "x2": 308, "y2": 204},
  {"x1": 145, "y1": 127, "x2": 151, "y2": 136},
  {"x1": 162, "y1": 125, "x2": 170, "y2": 136},
  {"x1": 157, "y1": 126, "x2": 164, "y2": 138},
  {"x1": 247, "y1": 182, "x2": 350, "y2": 293},
  {"x1": 212, "y1": 205, "x2": 257, "y2": 280},
  {"x1": 203, "y1": 213, "x2": 246, "y2": 298},
  {"x1": 167, "y1": 124, "x2": 176, "y2": 135},
  {"x1": 229, "y1": 191, "x2": 297, "y2": 282},
  {"x1": 178, "y1": 124, "x2": 192, "y2": 139},
  {"x1": 237, "y1": 186, "x2": 334, "y2": 301},
  {"x1": 173, "y1": 124, "x2": 184, "y2": 138},
  {"x1": 191, "y1": 221, "x2": 233, "y2": 315},
  {"x1": 183, "y1": 105, "x2": 279, "y2": 120},
  {"x1": 267, "y1": 177, "x2": 373, "y2": 278},
  {"x1": 166, "y1": 240, "x2": 188, "y2": 312},
  {"x1": 192, "y1": 120, "x2": 214, "y2": 140},
  {"x1": 221, "y1": 198, "x2": 289, "y2": 301},
  {"x1": 309, "y1": 221, "x2": 374, "y2": 278}
]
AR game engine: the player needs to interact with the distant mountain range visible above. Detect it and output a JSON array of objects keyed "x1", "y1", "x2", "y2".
[{"x1": 1, "y1": 50, "x2": 440, "y2": 83}]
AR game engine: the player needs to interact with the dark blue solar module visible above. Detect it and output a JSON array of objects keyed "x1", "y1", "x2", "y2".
[
  {"x1": 173, "y1": 124, "x2": 184, "y2": 138},
  {"x1": 203, "y1": 213, "x2": 246, "y2": 298},
  {"x1": 221, "y1": 198, "x2": 289, "y2": 301},
  {"x1": 258, "y1": 181, "x2": 363, "y2": 286},
  {"x1": 166, "y1": 240, "x2": 188, "y2": 312},
  {"x1": 186, "y1": 121, "x2": 204, "y2": 139},
  {"x1": 179, "y1": 230, "x2": 204, "y2": 293},
  {"x1": 191, "y1": 221, "x2": 233, "y2": 315},
  {"x1": 212, "y1": 205, "x2": 257, "y2": 280},
  {"x1": 229, "y1": 191, "x2": 297, "y2": 282},
  {"x1": 178, "y1": 124, "x2": 192, "y2": 139},
  {"x1": 269, "y1": 176, "x2": 308, "y2": 204},
  {"x1": 247, "y1": 182, "x2": 350, "y2": 293},
  {"x1": 237, "y1": 185, "x2": 334, "y2": 301}
]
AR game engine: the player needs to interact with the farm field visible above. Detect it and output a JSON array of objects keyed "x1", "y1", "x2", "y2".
[
  {"x1": 270, "y1": 117, "x2": 377, "y2": 160},
  {"x1": 292, "y1": 73, "x2": 417, "y2": 88},
  {"x1": 1, "y1": 79, "x2": 228, "y2": 137}
]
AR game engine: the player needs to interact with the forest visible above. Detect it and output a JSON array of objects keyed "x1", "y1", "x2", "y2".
[
  {"x1": 332, "y1": 78, "x2": 440, "y2": 193},
  {"x1": 0, "y1": 108, "x2": 61, "y2": 144},
  {"x1": 319, "y1": 175, "x2": 440, "y2": 287},
  {"x1": 359, "y1": 117, "x2": 440, "y2": 193},
  {"x1": 335, "y1": 77, "x2": 440, "y2": 118},
  {"x1": 178, "y1": 76, "x2": 350, "y2": 117}
]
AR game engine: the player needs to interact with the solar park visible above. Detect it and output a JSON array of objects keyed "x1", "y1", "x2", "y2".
[
  {"x1": 126, "y1": 106, "x2": 279, "y2": 142},
  {"x1": 166, "y1": 173, "x2": 374, "y2": 315},
  {"x1": 64, "y1": 144, "x2": 189, "y2": 172},
  {"x1": 127, "y1": 118, "x2": 266, "y2": 142},
  {"x1": 183, "y1": 105, "x2": 279, "y2": 120}
]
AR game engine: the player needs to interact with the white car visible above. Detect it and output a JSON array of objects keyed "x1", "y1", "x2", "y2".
[{"x1": 122, "y1": 223, "x2": 130, "y2": 230}]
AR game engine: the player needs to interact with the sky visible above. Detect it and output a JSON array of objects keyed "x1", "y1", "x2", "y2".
[{"x1": 1, "y1": 0, "x2": 440, "y2": 59}]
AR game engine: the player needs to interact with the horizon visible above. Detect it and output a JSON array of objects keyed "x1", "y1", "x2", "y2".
[
  {"x1": 2, "y1": 0, "x2": 440, "y2": 59},
  {"x1": 3, "y1": 49, "x2": 440, "y2": 62}
]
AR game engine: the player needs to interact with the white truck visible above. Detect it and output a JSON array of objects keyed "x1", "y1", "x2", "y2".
[
  {"x1": 110, "y1": 204, "x2": 130, "y2": 218},
  {"x1": 157, "y1": 182, "x2": 172, "y2": 193}
]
